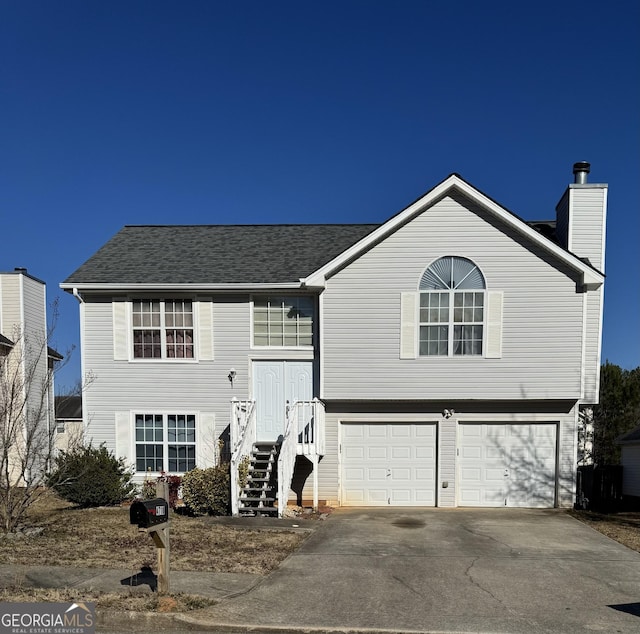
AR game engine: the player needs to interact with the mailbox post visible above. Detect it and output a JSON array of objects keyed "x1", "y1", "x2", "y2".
[{"x1": 130, "y1": 495, "x2": 170, "y2": 594}]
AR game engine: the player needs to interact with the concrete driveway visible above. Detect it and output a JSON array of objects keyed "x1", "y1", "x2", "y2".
[{"x1": 188, "y1": 508, "x2": 640, "y2": 633}]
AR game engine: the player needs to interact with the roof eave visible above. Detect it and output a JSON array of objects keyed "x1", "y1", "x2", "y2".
[{"x1": 60, "y1": 281, "x2": 307, "y2": 293}]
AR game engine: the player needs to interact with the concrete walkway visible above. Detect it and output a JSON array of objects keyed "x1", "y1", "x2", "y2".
[{"x1": 2, "y1": 509, "x2": 640, "y2": 633}]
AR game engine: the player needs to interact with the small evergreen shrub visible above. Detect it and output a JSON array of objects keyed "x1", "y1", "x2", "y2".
[
  {"x1": 181, "y1": 465, "x2": 230, "y2": 516},
  {"x1": 48, "y1": 444, "x2": 136, "y2": 508}
]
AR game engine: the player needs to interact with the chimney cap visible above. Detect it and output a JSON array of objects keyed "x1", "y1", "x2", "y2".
[
  {"x1": 14, "y1": 267, "x2": 28, "y2": 273},
  {"x1": 573, "y1": 161, "x2": 591, "y2": 184}
]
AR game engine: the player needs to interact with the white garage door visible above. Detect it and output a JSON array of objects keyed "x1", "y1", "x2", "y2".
[
  {"x1": 341, "y1": 423, "x2": 436, "y2": 506},
  {"x1": 458, "y1": 423, "x2": 557, "y2": 508}
]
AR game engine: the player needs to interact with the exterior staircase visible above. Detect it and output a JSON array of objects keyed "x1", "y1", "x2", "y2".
[{"x1": 238, "y1": 442, "x2": 280, "y2": 516}]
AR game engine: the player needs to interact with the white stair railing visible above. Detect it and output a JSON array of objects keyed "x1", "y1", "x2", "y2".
[
  {"x1": 230, "y1": 398, "x2": 256, "y2": 516},
  {"x1": 277, "y1": 398, "x2": 326, "y2": 516},
  {"x1": 277, "y1": 402, "x2": 298, "y2": 518}
]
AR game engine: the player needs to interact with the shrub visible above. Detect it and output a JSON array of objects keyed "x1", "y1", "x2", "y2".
[
  {"x1": 141, "y1": 472, "x2": 182, "y2": 509},
  {"x1": 181, "y1": 465, "x2": 230, "y2": 516},
  {"x1": 48, "y1": 444, "x2": 136, "y2": 508}
]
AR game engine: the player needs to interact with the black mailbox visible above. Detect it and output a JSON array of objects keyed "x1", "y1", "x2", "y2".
[{"x1": 130, "y1": 498, "x2": 169, "y2": 528}]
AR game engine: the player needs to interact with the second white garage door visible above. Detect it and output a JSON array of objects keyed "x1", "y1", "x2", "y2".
[
  {"x1": 341, "y1": 423, "x2": 436, "y2": 506},
  {"x1": 458, "y1": 423, "x2": 557, "y2": 508}
]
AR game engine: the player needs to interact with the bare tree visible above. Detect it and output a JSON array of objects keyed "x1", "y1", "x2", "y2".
[{"x1": 0, "y1": 301, "x2": 86, "y2": 532}]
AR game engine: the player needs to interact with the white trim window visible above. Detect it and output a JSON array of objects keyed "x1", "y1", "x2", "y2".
[
  {"x1": 132, "y1": 300, "x2": 194, "y2": 359},
  {"x1": 253, "y1": 296, "x2": 313, "y2": 347},
  {"x1": 419, "y1": 256, "x2": 485, "y2": 356},
  {"x1": 135, "y1": 413, "x2": 196, "y2": 473}
]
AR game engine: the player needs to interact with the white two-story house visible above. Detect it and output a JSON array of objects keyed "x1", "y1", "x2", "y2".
[
  {"x1": 61, "y1": 163, "x2": 606, "y2": 513},
  {"x1": 1, "y1": 268, "x2": 60, "y2": 486}
]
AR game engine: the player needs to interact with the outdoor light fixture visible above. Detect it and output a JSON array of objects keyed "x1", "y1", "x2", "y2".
[
  {"x1": 228, "y1": 368, "x2": 236, "y2": 384},
  {"x1": 442, "y1": 409, "x2": 455, "y2": 419}
]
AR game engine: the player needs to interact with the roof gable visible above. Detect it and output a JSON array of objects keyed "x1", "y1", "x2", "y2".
[{"x1": 302, "y1": 174, "x2": 604, "y2": 289}]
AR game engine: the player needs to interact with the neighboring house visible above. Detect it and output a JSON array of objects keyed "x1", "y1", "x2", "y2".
[
  {"x1": 0, "y1": 268, "x2": 60, "y2": 484},
  {"x1": 54, "y1": 396, "x2": 84, "y2": 453},
  {"x1": 616, "y1": 425, "x2": 640, "y2": 506},
  {"x1": 61, "y1": 162, "x2": 607, "y2": 513}
]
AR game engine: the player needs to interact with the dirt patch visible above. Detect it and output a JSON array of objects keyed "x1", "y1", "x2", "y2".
[{"x1": 569, "y1": 509, "x2": 640, "y2": 553}]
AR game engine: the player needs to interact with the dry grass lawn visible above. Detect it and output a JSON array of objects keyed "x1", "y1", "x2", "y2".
[
  {"x1": 0, "y1": 490, "x2": 308, "y2": 612},
  {"x1": 569, "y1": 509, "x2": 640, "y2": 553},
  {"x1": 0, "y1": 491, "x2": 306, "y2": 574}
]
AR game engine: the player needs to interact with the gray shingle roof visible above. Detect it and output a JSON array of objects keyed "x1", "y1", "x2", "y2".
[
  {"x1": 55, "y1": 396, "x2": 82, "y2": 420},
  {"x1": 63, "y1": 224, "x2": 380, "y2": 286},
  {"x1": 616, "y1": 424, "x2": 640, "y2": 445}
]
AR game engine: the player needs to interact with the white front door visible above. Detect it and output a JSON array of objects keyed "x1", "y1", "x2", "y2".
[
  {"x1": 253, "y1": 361, "x2": 313, "y2": 441},
  {"x1": 341, "y1": 423, "x2": 437, "y2": 506},
  {"x1": 458, "y1": 423, "x2": 557, "y2": 508}
]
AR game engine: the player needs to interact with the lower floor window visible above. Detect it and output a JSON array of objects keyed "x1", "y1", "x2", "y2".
[{"x1": 135, "y1": 413, "x2": 196, "y2": 473}]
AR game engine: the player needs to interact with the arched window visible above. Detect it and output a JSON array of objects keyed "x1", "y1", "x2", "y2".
[{"x1": 419, "y1": 256, "x2": 485, "y2": 356}]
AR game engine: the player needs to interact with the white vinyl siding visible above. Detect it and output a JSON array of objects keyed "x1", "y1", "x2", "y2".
[
  {"x1": 568, "y1": 185, "x2": 607, "y2": 272},
  {"x1": 84, "y1": 294, "x2": 312, "y2": 479},
  {"x1": 322, "y1": 194, "x2": 584, "y2": 401}
]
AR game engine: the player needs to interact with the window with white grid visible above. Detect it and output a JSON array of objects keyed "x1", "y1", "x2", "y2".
[
  {"x1": 132, "y1": 300, "x2": 194, "y2": 359},
  {"x1": 419, "y1": 257, "x2": 485, "y2": 356},
  {"x1": 135, "y1": 413, "x2": 196, "y2": 474},
  {"x1": 253, "y1": 296, "x2": 314, "y2": 347}
]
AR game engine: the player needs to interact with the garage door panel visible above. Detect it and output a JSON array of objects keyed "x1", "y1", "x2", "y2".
[
  {"x1": 459, "y1": 423, "x2": 557, "y2": 508},
  {"x1": 461, "y1": 446, "x2": 481, "y2": 459},
  {"x1": 368, "y1": 468, "x2": 387, "y2": 481},
  {"x1": 368, "y1": 447, "x2": 388, "y2": 459},
  {"x1": 416, "y1": 446, "x2": 434, "y2": 459},
  {"x1": 341, "y1": 423, "x2": 436, "y2": 507},
  {"x1": 486, "y1": 446, "x2": 504, "y2": 460},
  {"x1": 392, "y1": 446, "x2": 411, "y2": 459}
]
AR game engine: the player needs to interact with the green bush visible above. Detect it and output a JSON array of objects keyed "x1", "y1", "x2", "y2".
[
  {"x1": 181, "y1": 465, "x2": 230, "y2": 516},
  {"x1": 48, "y1": 444, "x2": 136, "y2": 508}
]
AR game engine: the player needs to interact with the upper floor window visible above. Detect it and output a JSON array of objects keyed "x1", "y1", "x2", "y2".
[
  {"x1": 419, "y1": 256, "x2": 486, "y2": 356},
  {"x1": 132, "y1": 300, "x2": 194, "y2": 359},
  {"x1": 253, "y1": 296, "x2": 313, "y2": 347}
]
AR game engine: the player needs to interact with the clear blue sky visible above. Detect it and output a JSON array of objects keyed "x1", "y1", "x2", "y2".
[{"x1": 1, "y1": 1, "x2": 638, "y2": 392}]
